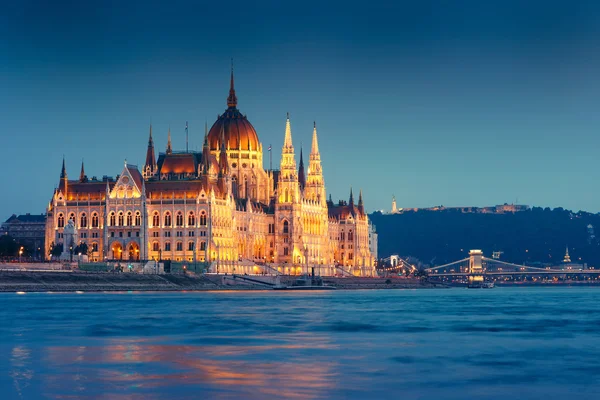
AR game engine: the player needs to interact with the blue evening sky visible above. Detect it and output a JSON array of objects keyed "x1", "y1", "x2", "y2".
[{"x1": 1, "y1": 0, "x2": 600, "y2": 220}]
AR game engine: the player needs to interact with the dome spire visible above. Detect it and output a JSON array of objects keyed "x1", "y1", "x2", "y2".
[{"x1": 227, "y1": 59, "x2": 237, "y2": 108}]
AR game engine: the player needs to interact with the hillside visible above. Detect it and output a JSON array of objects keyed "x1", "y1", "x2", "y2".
[{"x1": 370, "y1": 207, "x2": 600, "y2": 267}]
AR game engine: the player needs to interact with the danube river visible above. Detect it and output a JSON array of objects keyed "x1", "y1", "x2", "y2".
[{"x1": 1, "y1": 288, "x2": 600, "y2": 399}]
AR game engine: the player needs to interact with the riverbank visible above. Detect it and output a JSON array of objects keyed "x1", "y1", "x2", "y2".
[{"x1": 0, "y1": 271, "x2": 442, "y2": 292}]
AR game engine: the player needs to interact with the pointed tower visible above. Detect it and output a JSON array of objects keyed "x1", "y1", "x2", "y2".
[
  {"x1": 202, "y1": 121, "x2": 210, "y2": 175},
  {"x1": 277, "y1": 113, "x2": 299, "y2": 204},
  {"x1": 349, "y1": 187, "x2": 354, "y2": 206},
  {"x1": 391, "y1": 195, "x2": 397, "y2": 214},
  {"x1": 298, "y1": 147, "x2": 306, "y2": 192},
  {"x1": 144, "y1": 124, "x2": 158, "y2": 179},
  {"x1": 358, "y1": 189, "x2": 364, "y2": 214},
  {"x1": 305, "y1": 122, "x2": 326, "y2": 203},
  {"x1": 59, "y1": 157, "x2": 68, "y2": 195},
  {"x1": 79, "y1": 160, "x2": 86, "y2": 182},
  {"x1": 166, "y1": 127, "x2": 172, "y2": 155}
]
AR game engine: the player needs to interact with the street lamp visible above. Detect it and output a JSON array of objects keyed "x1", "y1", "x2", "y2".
[{"x1": 19, "y1": 246, "x2": 24, "y2": 263}]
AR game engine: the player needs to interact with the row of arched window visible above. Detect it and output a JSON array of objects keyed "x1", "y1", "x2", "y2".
[
  {"x1": 57, "y1": 210, "x2": 210, "y2": 229},
  {"x1": 152, "y1": 241, "x2": 207, "y2": 252},
  {"x1": 151, "y1": 211, "x2": 207, "y2": 228},
  {"x1": 57, "y1": 212, "x2": 100, "y2": 228},
  {"x1": 108, "y1": 211, "x2": 142, "y2": 227}
]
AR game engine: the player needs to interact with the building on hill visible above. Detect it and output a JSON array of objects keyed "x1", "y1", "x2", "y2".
[
  {"x1": 2, "y1": 213, "x2": 46, "y2": 255},
  {"x1": 389, "y1": 202, "x2": 529, "y2": 215},
  {"x1": 44, "y1": 69, "x2": 376, "y2": 276}
]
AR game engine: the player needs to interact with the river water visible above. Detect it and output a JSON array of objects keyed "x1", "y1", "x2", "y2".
[{"x1": 1, "y1": 288, "x2": 600, "y2": 399}]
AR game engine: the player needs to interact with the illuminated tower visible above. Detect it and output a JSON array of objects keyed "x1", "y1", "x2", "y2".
[
  {"x1": 563, "y1": 246, "x2": 571, "y2": 263},
  {"x1": 276, "y1": 114, "x2": 300, "y2": 265},
  {"x1": 391, "y1": 195, "x2": 397, "y2": 214},
  {"x1": 305, "y1": 122, "x2": 326, "y2": 203}
]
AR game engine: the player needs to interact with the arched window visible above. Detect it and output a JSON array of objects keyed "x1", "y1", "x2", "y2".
[
  {"x1": 176, "y1": 241, "x2": 183, "y2": 251},
  {"x1": 91, "y1": 213, "x2": 99, "y2": 228},
  {"x1": 188, "y1": 212, "x2": 195, "y2": 226},
  {"x1": 126, "y1": 212, "x2": 132, "y2": 226},
  {"x1": 69, "y1": 213, "x2": 75, "y2": 223},
  {"x1": 348, "y1": 230, "x2": 354, "y2": 241},
  {"x1": 188, "y1": 241, "x2": 194, "y2": 251},
  {"x1": 152, "y1": 212, "x2": 159, "y2": 227},
  {"x1": 283, "y1": 220, "x2": 289, "y2": 234},
  {"x1": 109, "y1": 212, "x2": 116, "y2": 227},
  {"x1": 118, "y1": 212, "x2": 124, "y2": 226},
  {"x1": 135, "y1": 211, "x2": 141, "y2": 226},
  {"x1": 176, "y1": 212, "x2": 183, "y2": 227},
  {"x1": 200, "y1": 241, "x2": 206, "y2": 251},
  {"x1": 80, "y1": 213, "x2": 87, "y2": 228},
  {"x1": 164, "y1": 241, "x2": 171, "y2": 251},
  {"x1": 153, "y1": 241, "x2": 159, "y2": 251},
  {"x1": 91, "y1": 242, "x2": 98, "y2": 252},
  {"x1": 164, "y1": 212, "x2": 171, "y2": 227},
  {"x1": 200, "y1": 212, "x2": 207, "y2": 226},
  {"x1": 57, "y1": 213, "x2": 65, "y2": 228}
]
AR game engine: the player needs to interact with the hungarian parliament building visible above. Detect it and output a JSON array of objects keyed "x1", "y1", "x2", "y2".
[{"x1": 45, "y1": 70, "x2": 377, "y2": 276}]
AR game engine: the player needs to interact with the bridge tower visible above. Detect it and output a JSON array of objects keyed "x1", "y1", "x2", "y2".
[{"x1": 468, "y1": 250, "x2": 484, "y2": 285}]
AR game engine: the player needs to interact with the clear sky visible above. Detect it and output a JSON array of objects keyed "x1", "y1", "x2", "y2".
[{"x1": 1, "y1": 0, "x2": 600, "y2": 220}]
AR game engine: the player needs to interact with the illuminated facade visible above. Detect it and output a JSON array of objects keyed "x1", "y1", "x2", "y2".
[{"x1": 45, "y1": 70, "x2": 376, "y2": 276}]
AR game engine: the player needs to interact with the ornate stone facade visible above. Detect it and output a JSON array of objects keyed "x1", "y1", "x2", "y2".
[{"x1": 45, "y1": 71, "x2": 376, "y2": 276}]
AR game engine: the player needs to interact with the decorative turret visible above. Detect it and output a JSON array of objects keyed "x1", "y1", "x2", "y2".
[
  {"x1": 59, "y1": 156, "x2": 68, "y2": 195},
  {"x1": 79, "y1": 159, "x2": 86, "y2": 182},
  {"x1": 298, "y1": 147, "x2": 306, "y2": 191},
  {"x1": 166, "y1": 127, "x2": 173, "y2": 155},
  {"x1": 358, "y1": 189, "x2": 364, "y2": 213},
  {"x1": 202, "y1": 121, "x2": 210, "y2": 174},
  {"x1": 349, "y1": 187, "x2": 354, "y2": 207},
  {"x1": 144, "y1": 124, "x2": 157, "y2": 179}
]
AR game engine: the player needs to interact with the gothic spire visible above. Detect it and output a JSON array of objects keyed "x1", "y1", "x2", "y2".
[
  {"x1": 60, "y1": 156, "x2": 67, "y2": 179},
  {"x1": 298, "y1": 147, "x2": 306, "y2": 191},
  {"x1": 283, "y1": 113, "x2": 293, "y2": 150},
  {"x1": 227, "y1": 59, "x2": 237, "y2": 108},
  {"x1": 79, "y1": 159, "x2": 85, "y2": 182},
  {"x1": 166, "y1": 126, "x2": 172, "y2": 155},
  {"x1": 144, "y1": 124, "x2": 157, "y2": 174},
  {"x1": 311, "y1": 121, "x2": 320, "y2": 157},
  {"x1": 349, "y1": 187, "x2": 354, "y2": 206},
  {"x1": 358, "y1": 189, "x2": 363, "y2": 207}
]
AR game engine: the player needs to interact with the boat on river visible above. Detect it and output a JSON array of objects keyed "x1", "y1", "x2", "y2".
[{"x1": 273, "y1": 274, "x2": 336, "y2": 290}]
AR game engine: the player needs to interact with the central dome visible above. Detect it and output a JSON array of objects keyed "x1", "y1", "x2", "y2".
[{"x1": 207, "y1": 69, "x2": 260, "y2": 152}]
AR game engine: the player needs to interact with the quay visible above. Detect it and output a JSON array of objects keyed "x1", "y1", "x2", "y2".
[{"x1": 0, "y1": 270, "x2": 440, "y2": 293}]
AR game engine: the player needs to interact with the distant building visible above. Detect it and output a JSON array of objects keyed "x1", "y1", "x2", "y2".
[
  {"x1": 2, "y1": 213, "x2": 46, "y2": 254},
  {"x1": 389, "y1": 202, "x2": 529, "y2": 215}
]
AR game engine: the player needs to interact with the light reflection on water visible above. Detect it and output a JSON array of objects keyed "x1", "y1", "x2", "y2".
[{"x1": 2, "y1": 288, "x2": 600, "y2": 399}]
